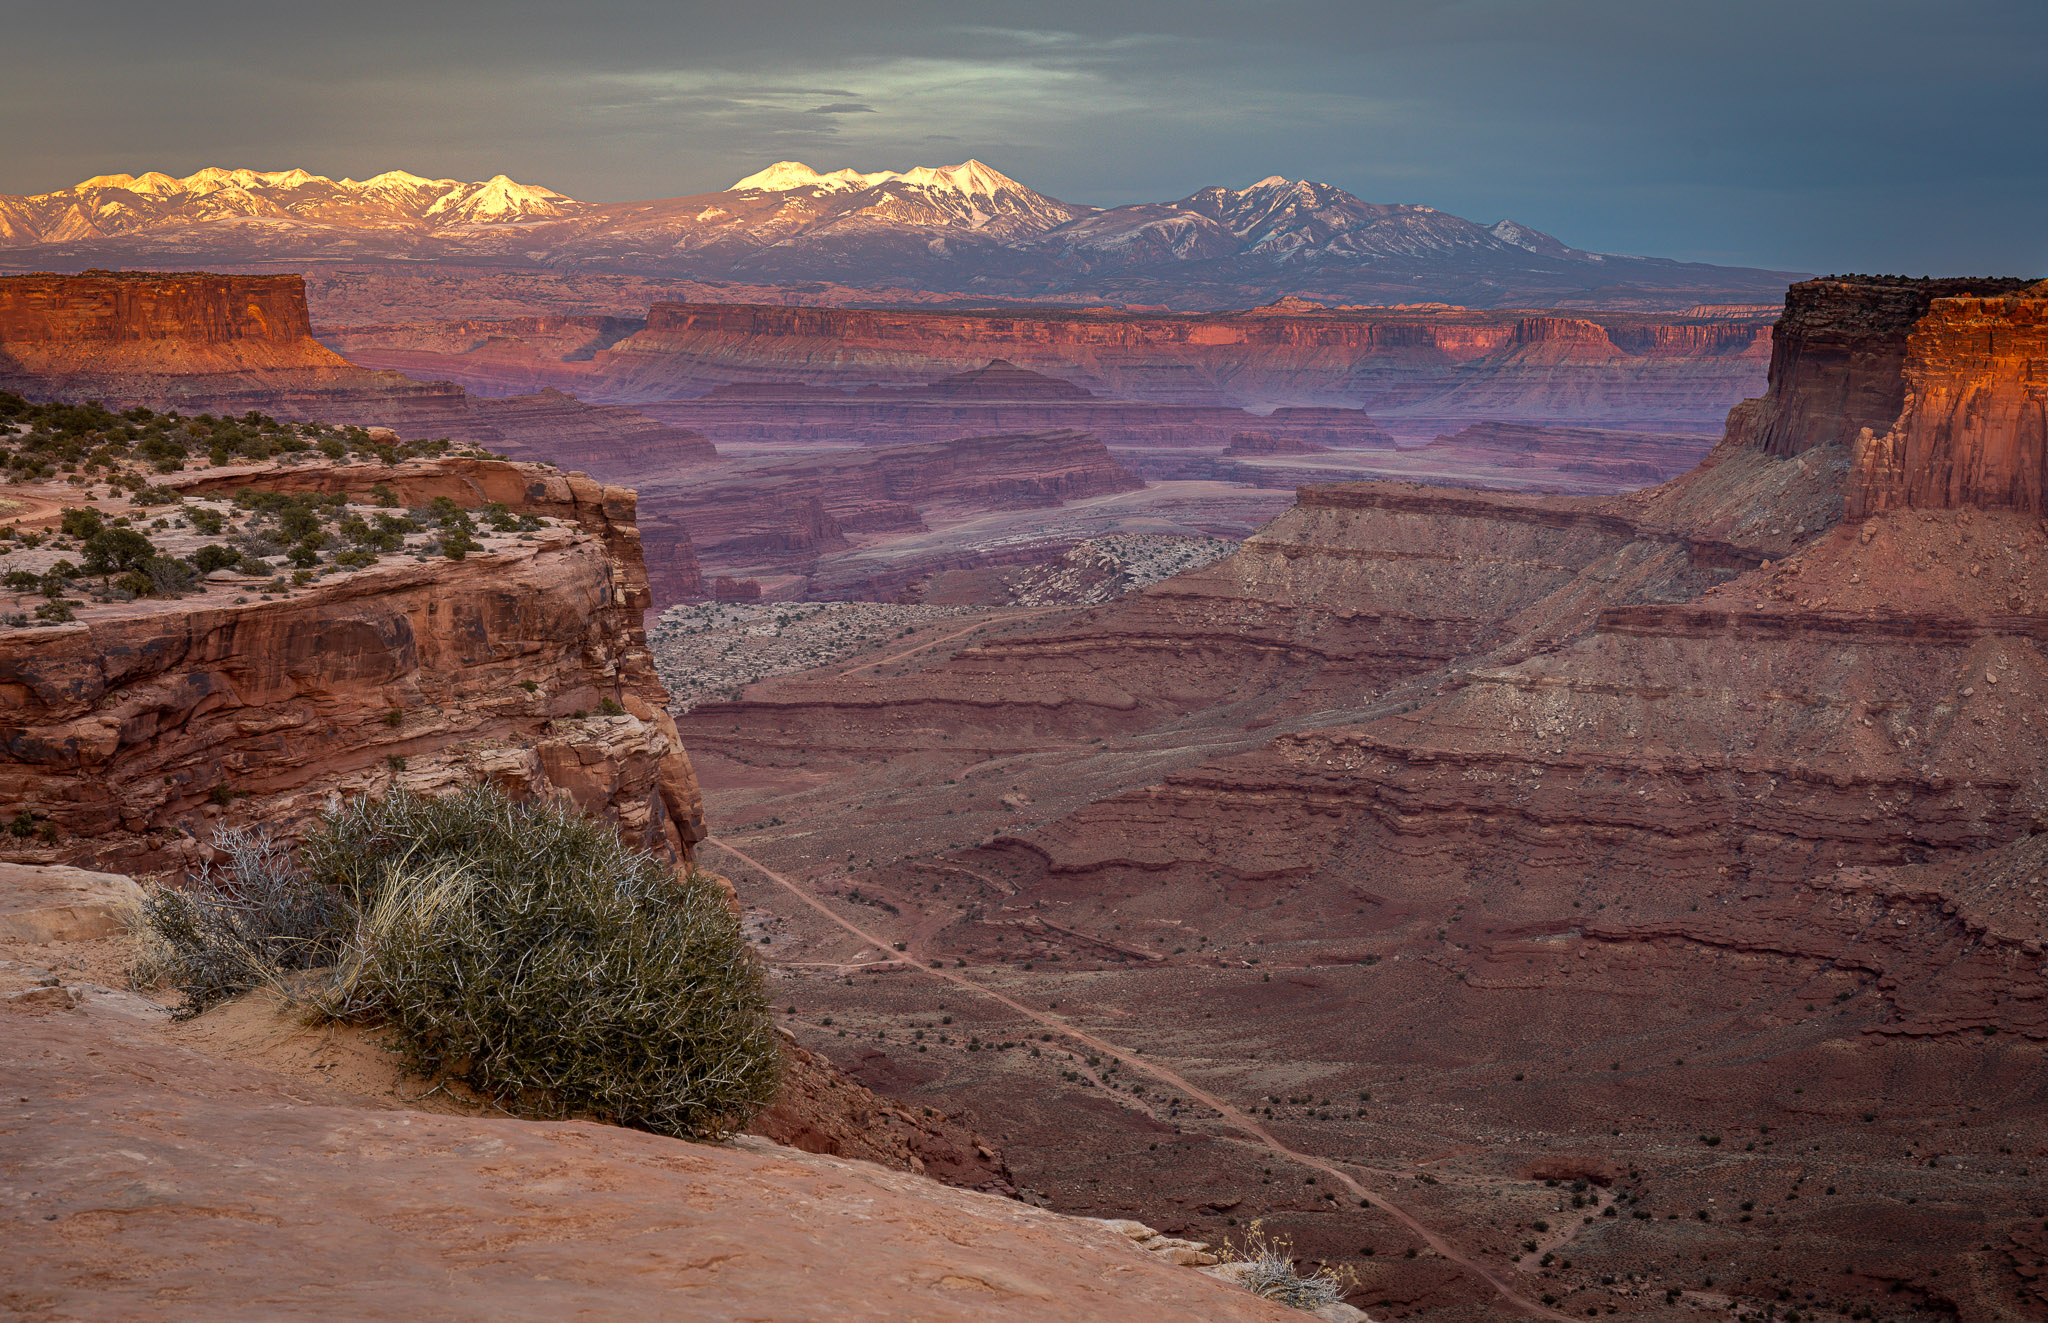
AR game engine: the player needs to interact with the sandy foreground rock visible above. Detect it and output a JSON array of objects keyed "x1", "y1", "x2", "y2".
[{"x1": 0, "y1": 945, "x2": 1295, "y2": 1320}]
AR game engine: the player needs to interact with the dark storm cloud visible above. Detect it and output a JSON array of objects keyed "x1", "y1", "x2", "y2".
[{"x1": 3, "y1": 0, "x2": 2043, "y2": 273}]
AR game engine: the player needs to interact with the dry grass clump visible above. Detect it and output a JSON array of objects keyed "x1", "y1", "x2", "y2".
[
  {"x1": 1222, "y1": 1220, "x2": 1357, "y2": 1311},
  {"x1": 133, "y1": 825, "x2": 342, "y2": 1013},
  {"x1": 135, "y1": 786, "x2": 779, "y2": 1139}
]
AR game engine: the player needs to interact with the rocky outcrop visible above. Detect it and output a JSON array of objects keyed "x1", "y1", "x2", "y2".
[
  {"x1": 1848, "y1": 289, "x2": 2048, "y2": 517},
  {"x1": 563, "y1": 301, "x2": 1775, "y2": 435},
  {"x1": 0, "y1": 954, "x2": 1300, "y2": 1322},
  {"x1": 1729, "y1": 277, "x2": 2032, "y2": 459},
  {"x1": 0, "y1": 270, "x2": 719, "y2": 475},
  {"x1": 0, "y1": 456, "x2": 706, "y2": 875}
]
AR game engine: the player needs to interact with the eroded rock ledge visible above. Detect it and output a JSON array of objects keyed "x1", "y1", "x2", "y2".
[{"x1": 0, "y1": 455, "x2": 704, "y2": 875}]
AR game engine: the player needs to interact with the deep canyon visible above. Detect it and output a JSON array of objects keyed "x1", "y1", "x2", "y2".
[{"x1": 3, "y1": 264, "x2": 2044, "y2": 1322}]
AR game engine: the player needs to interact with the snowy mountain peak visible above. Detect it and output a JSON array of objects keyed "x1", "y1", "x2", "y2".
[
  {"x1": 425, "y1": 174, "x2": 579, "y2": 222},
  {"x1": 729, "y1": 161, "x2": 895, "y2": 193},
  {"x1": 889, "y1": 160, "x2": 1026, "y2": 200},
  {"x1": 348, "y1": 170, "x2": 446, "y2": 192},
  {"x1": 728, "y1": 158, "x2": 1031, "y2": 202},
  {"x1": 1487, "y1": 218, "x2": 1587, "y2": 259}
]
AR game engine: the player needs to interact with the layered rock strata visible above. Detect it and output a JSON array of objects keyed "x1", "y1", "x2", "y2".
[
  {"x1": 632, "y1": 430, "x2": 1145, "y2": 589},
  {"x1": 0, "y1": 271, "x2": 717, "y2": 476},
  {"x1": 1729, "y1": 276, "x2": 2032, "y2": 459},
  {"x1": 623, "y1": 361, "x2": 1395, "y2": 450},
  {"x1": 1848, "y1": 288, "x2": 2048, "y2": 517},
  {"x1": 568, "y1": 300, "x2": 1774, "y2": 434},
  {"x1": 0, "y1": 456, "x2": 706, "y2": 875},
  {"x1": 685, "y1": 276, "x2": 2048, "y2": 1042}
]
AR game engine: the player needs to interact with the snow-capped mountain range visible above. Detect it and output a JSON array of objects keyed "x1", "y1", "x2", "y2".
[{"x1": 0, "y1": 160, "x2": 1799, "y2": 308}]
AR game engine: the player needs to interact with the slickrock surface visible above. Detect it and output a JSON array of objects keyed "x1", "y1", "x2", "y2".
[
  {"x1": 0, "y1": 862, "x2": 140, "y2": 943},
  {"x1": 0, "y1": 455, "x2": 705, "y2": 874},
  {"x1": 0, "y1": 954, "x2": 1296, "y2": 1322}
]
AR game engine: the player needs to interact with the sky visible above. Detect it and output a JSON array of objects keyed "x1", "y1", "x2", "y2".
[{"x1": 4, "y1": 0, "x2": 2044, "y2": 275}]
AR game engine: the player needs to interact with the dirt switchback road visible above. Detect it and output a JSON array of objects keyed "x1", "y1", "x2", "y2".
[{"x1": 705, "y1": 837, "x2": 1573, "y2": 1322}]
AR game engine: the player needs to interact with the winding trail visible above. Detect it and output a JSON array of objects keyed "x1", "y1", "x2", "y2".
[
  {"x1": 832, "y1": 608, "x2": 1062, "y2": 679},
  {"x1": 705, "y1": 837, "x2": 1574, "y2": 1321}
]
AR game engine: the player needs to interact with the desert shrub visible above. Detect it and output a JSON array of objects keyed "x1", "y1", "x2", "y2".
[
  {"x1": 1223, "y1": 1221, "x2": 1356, "y2": 1311},
  {"x1": 309, "y1": 787, "x2": 777, "y2": 1136},
  {"x1": 59, "y1": 506, "x2": 105, "y2": 538},
  {"x1": 133, "y1": 825, "x2": 343, "y2": 1015},
  {"x1": 143, "y1": 555, "x2": 200, "y2": 596},
  {"x1": 81, "y1": 526, "x2": 156, "y2": 574},
  {"x1": 135, "y1": 785, "x2": 777, "y2": 1139}
]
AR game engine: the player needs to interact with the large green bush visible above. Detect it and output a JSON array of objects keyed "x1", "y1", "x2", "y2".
[{"x1": 138, "y1": 786, "x2": 779, "y2": 1139}]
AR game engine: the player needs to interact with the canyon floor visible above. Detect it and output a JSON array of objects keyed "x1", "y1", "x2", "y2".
[{"x1": 652, "y1": 535, "x2": 2048, "y2": 1323}]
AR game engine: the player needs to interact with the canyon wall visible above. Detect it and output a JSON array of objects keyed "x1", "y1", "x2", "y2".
[
  {"x1": 661, "y1": 274, "x2": 2047, "y2": 1317},
  {"x1": 633, "y1": 430, "x2": 1145, "y2": 587},
  {"x1": 327, "y1": 298, "x2": 1774, "y2": 438},
  {"x1": 587, "y1": 302, "x2": 1775, "y2": 434},
  {"x1": 627, "y1": 361, "x2": 1396, "y2": 450},
  {"x1": 1728, "y1": 276, "x2": 2032, "y2": 458},
  {"x1": 1848, "y1": 287, "x2": 2048, "y2": 517},
  {"x1": 684, "y1": 272, "x2": 2048, "y2": 1013},
  {"x1": 0, "y1": 269, "x2": 322, "y2": 349},
  {"x1": 0, "y1": 456, "x2": 706, "y2": 876},
  {"x1": 0, "y1": 271, "x2": 718, "y2": 479}
]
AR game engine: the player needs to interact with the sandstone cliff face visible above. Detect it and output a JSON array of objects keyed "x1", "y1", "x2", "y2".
[
  {"x1": 0, "y1": 270, "x2": 470, "y2": 421},
  {"x1": 0, "y1": 269, "x2": 322, "y2": 349},
  {"x1": 0, "y1": 271, "x2": 718, "y2": 484},
  {"x1": 1729, "y1": 277, "x2": 2031, "y2": 459},
  {"x1": 1848, "y1": 291, "x2": 2048, "y2": 517},
  {"x1": 0, "y1": 457, "x2": 705, "y2": 875},
  {"x1": 446, "y1": 298, "x2": 1779, "y2": 434}
]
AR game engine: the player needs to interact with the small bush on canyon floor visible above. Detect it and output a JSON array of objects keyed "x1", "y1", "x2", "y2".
[
  {"x1": 135, "y1": 785, "x2": 779, "y2": 1139},
  {"x1": 1222, "y1": 1221, "x2": 1357, "y2": 1311}
]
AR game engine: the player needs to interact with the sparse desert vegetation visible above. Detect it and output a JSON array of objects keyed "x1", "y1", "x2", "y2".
[{"x1": 136, "y1": 786, "x2": 779, "y2": 1139}]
